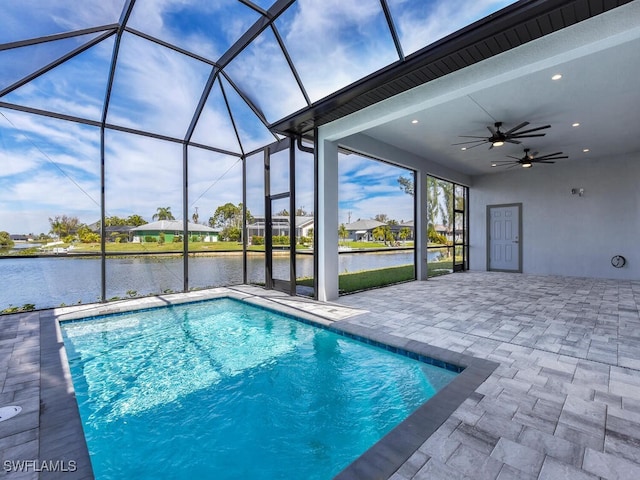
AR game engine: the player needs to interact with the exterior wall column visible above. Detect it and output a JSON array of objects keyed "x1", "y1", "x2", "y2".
[
  {"x1": 415, "y1": 168, "x2": 428, "y2": 281},
  {"x1": 317, "y1": 137, "x2": 339, "y2": 301}
]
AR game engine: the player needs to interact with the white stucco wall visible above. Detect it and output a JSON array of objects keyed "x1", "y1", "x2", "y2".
[{"x1": 470, "y1": 152, "x2": 640, "y2": 279}]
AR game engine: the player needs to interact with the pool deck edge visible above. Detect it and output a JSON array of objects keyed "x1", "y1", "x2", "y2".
[
  {"x1": 330, "y1": 325, "x2": 498, "y2": 480},
  {"x1": 39, "y1": 310, "x2": 94, "y2": 479}
]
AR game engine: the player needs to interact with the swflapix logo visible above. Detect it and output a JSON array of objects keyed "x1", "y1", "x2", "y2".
[{"x1": 3, "y1": 460, "x2": 77, "y2": 473}]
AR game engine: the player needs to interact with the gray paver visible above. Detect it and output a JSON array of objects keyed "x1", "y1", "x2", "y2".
[
  {"x1": 491, "y1": 437, "x2": 545, "y2": 476},
  {"x1": 538, "y1": 456, "x2": 599, "y2": 480},
  {"x1": 583, "y1": 447, "x2": 640, "y2": 479},
  {"x1": 446, "y1": 443, "x2": 503, "y2": 479},
  {"x1": 518, "y1": 426, "x2": 584, "y2": 467},
  {"x1": 2, "y1": 273, "x2": 640, "y2": 480}
]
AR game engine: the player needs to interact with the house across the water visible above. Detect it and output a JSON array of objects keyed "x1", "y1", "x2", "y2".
[{"x1": 130, "y1": 220, "x2": 219, "y2": 243}]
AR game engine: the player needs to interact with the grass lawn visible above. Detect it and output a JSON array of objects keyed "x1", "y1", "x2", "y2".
[
  {"x1": 19, "y1": 240, "x2": 413, "y2": 256},
  {"x1": 297, "y1": 258, "x2": 457, "y2": 293},
  {"x1": 340, "y1": 241, "x2": 413, "y2": 249},
  {"x1": 428, "y1": 259, "x2": 454, "y2": 277},
  {"x1": 298, "y1": 264, "x2": 415, "y2": 293},
  {"x1": 66, "y1": 241, "x2": 245, "y2": 253}
]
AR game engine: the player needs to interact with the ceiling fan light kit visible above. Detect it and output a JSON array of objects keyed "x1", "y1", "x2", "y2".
[
  {"x1": 490, "y1": 148, "x2": 569, "y2": 169},
  {"x1": 454, "y1": 120, "x2": 569, "y2": 169},
  {"x1": 453, "y1": 121, "x2": 551, "y2": 150}
]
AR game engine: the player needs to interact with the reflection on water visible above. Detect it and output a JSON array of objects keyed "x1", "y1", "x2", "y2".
[{"x1": 1, "y1": 251, "x2": 416, "y2": 310}]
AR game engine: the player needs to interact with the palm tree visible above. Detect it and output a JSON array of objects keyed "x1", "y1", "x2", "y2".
[
  {"x1": 426, "y1": 176, "x2": 439, "y2": 232},
  {"x1": 126, "y1": 214, "x2": 147, "y2": 226},
  {"x1": 338, "y1": 223, "x2": 348, "y2": 246},
  {"x1": 438, "y1": 179, "x2": 454, "y2": 233},
  {"x1": 152, "y1": 207, "x2": 175, "y2": 221},
  {"x1": 398, "y1": 227, "x2": 411, "y2": 244},
  {"x1": 372, "y1": 225, "x2": 392, "y2": 245}
]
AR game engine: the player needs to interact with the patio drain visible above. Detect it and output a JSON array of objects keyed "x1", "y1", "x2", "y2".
[{"x1": 0, "y1": 406, "x2": 22, "y2": 422}]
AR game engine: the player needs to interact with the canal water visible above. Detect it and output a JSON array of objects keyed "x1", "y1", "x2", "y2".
[{"x1": 1, "y1": 251, "x2": 429, "y2": 310}]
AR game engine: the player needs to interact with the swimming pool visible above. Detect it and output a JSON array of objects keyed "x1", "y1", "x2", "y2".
[{"x1": 61, "y1": 297, "x2": 459, "y2": 479}]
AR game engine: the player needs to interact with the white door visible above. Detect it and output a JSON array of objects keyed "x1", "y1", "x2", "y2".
[{"x1": 488, "y1": 204, "x2": 521, "y2": 272}]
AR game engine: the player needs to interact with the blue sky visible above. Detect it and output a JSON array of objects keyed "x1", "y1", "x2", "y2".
[
  {"x1": 0, "y1": 0, "x2": 513, "y2": 235},
  {"x1": 338, "y1": 154, "x2": 413, "y2": 225}
]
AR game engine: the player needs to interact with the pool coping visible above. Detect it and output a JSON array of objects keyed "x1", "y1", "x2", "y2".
[{"x1": 45, "y1": 288, "x2": 498, "y2": 480}]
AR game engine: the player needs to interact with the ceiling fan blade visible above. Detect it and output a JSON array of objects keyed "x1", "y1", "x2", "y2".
[
  {"x1": 505, "y1": 163, "x2": 520, "y2": 169},
  {"x1": 510, "y1": 133, "x2": 546, "y2": 138},
  {"x1": 458, "y1": 135, "x2": 490, "y2": 138},
  {"x1": 505, "y1": 139, "x2": 521, "y2": 144},
  {"x1": 504, "y1": 121, "x2": 529, "y2": 135},
  {"x1": 452, "y1": 139, "x2": 488, "y2": 146},
  {"x1": 534, "y1": 160, "x2": 556, "y2": 164},
  {"x1": 505, "y1": 155, "x2": 522, "y2": 160},
  {"x1": 536, "y1": 152, "x2": 564, "y2": 159},
  {"x1": 493, "y1": 159, "x2": 517, "y2": 163},
  {"x1": 543, "y1": 156, "x2": 568, "y2": 160},
  {"x1": 510, "y1": 125, "x2": 551, "y2": 135}
]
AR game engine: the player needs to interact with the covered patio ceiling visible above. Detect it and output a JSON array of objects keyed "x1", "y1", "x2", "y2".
[{"x1": 352, "y1": 5, "x2": 640, "y2": 176}]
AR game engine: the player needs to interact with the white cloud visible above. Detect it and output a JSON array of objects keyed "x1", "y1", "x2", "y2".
[
  {"x1": 1, "y1": 109, "x2": 100, "y2": 175},
  {"x1": 102, "y1": 132, "x2": 183, "y2": 218},
  {"x1": 107, "y1": 32, "x2": 212, "y2": 138},
  {"x1": 224, "y1": 29, "x2": 308, "y2": 122},
  {"x1": 125, "y1": 0, "x2": 256, "y2": 61},
  {"x1": 338, "y1": 154, "x2": 413, "y2": 224},
  {"x1": 51, "y1": 0, "x2": 126, "y2": 32},
  {"x1": 0, "y1": 1, "x2": 124, "y2": 43},
  {"x1": 0, "y1": 148, "x2": 40, "y2": 177},
  {"x1": 187, "y1": 147, "x2": 243, "y2": 219},
  {"x1": 390, "y1": 0, "x2": 515, "y2": 55},
  {"x1": 190, "y1": 80, "x2": 242, "y2": 152},
  {"x1": 0, "y1": 169, "x2": 100, "y2": 234},
  {"x1": 278, "y1": 0, "x2": 399, "y2": 101}
]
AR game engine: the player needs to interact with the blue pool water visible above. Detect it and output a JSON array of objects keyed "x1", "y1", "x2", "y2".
[{"x1": 61, "y1": 298, "x2": 457, "y2": 479}]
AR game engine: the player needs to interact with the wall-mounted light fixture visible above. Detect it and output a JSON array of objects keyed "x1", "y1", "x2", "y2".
[{"x1": 571, "y1": 188, "x2": 585, "y2": 196}]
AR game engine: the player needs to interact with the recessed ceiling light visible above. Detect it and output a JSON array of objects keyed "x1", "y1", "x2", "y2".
[
  {"x1": 583, "y1": 148, "x2": 590, "y2": 152},
  {"x1": 572, "y1": 123, "x2": 580, "y2": 127},
  {"x1": 411, "y1": 119, "x2": 419, "y2": 124},
  {"x1": 461, "y1": 147, "x2": 467, "y2": 151},
  {"x1": 552, "y1": 74, "x2": 562, "y2": 80}
]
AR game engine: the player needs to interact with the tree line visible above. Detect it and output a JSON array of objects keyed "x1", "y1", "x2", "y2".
[
  {"x1": 44, "y1": 204, "x2": 255, "y2": 243},
  {"x1": 37, "y1": 202, "x2": 316, "y2": 245}
]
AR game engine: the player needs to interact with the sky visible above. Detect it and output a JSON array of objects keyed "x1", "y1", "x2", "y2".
[{"x1": 0, "y1": 0, "x2": 514, "y2": 235}]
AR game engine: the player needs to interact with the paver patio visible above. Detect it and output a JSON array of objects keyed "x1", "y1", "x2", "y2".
[
  {"x1": 1, "y1": 271, "x2": 639, "y2": 479},
  {"x1": 335, "y1": 272, "x2": 640, "y2": 480}
]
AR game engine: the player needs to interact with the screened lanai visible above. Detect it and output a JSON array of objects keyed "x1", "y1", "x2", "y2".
[
  {"x1": 2, "y1": 0, "x2": 637, "y2": 311},
  {"x1": 1, "y1": 0, "x2": 517, "y2": 310}
]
